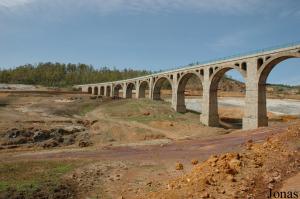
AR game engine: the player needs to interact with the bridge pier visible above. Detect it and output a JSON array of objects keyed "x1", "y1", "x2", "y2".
[
  {"x1": 173, "y1": 74, "x2": 187, "y2": 113},
  {"x1": 243, "y1": 59, "x2": 268, "y2": 129},
  {"x1": 149, "y1": 78, "x2": 154, "y2": 99},
  {"x1": 104, "y1": 86, "x2": 107, "y2": 97},
  {"x1": 135, "y1": 81, "x2": 140, "y2": 99},
  {"x1": 200, "y1": 69, "x2": 219, "y2": 127},
  {"x1": 122, "y1": 83, "x2": 127, "y2": 98}
]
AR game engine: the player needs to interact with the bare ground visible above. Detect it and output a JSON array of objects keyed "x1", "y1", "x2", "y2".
[{"x1": 0, "y1": 91, "x2": 299, "y2": 199}]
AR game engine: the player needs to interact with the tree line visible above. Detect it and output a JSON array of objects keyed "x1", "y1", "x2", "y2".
[{"x1": 0, "y1": 62, "x2": 151, "y2": 87}]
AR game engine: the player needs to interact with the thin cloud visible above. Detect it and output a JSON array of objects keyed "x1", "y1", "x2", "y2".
[
  {"x1": 0, "y1": 0, "x2": 34, "y2": 7},
  {"x1": 0, "y1": 0, "x2": 267, "y2": 15}
]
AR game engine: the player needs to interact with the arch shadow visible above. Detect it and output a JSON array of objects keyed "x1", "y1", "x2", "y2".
[
  {"x1": 177, "y1": 72, "x2": 203, "y2": 113},
  {"x1": 139, "y1": 81, "x2": 150, "y2": 98},
  {"x1": 126, "y1": 83, "x2": 136, "y2": 98},
  {"x1": 209, "y1": 67, "x2": 246, "y2": 129},
  {"x1": 153, "y1": 77, "x2": 172, "y2": 100}
]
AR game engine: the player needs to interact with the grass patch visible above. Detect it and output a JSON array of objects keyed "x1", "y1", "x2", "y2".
[
  {"x1": 0, "y1": 160, "x2": 80, "y2": 195},
  {"x1": 102, "y1": 99, "x2": 200, "y2": 124},
  {"x1": 79, "y1": 103, "x2": 100, "y2": 116}
]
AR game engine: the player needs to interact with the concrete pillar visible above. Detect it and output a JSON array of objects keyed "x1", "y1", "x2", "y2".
[
  {"x1": 149, "y1": 78, "x2": 153, "y2": 99},
  {"x1": 104, "y1": 86, "x2": 107, "y2": 97},
  {"x1": 200, "y1": 68, "x2": 219, "y2": 126},
  {"x1": 171, "y1": 74, "x2": 183, "y2": 111},
  {"x1": 92, "y1": 86, "x2": 96, "y2": 95},
  {"x1": 173, "y1": 73, "x2": 186, "y2": 113},
  {"x1": 109, "y1": 84, "x2": 113, "y2": 97},
  {"x1": 122, "y1": 83, "x2": 127, "y2": 98},
  {"x1": 243, "y1": 59, "x2": 268, "y2": 129},
  {"x1": 135, "y1": 81, "x2": 140, "y2": 99}
]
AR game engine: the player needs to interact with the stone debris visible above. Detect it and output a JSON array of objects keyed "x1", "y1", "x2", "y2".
[
  {"x1": 0, "y1": 125, "x2": 89, "y2": 149},
  {"x1": 135, "y1": 124, "x2": 300, "y2": 199}
]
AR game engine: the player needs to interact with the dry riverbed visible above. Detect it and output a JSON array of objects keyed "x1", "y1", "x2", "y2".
[{"x1": 0, "y1": 91, "x2": 300, "y2": 198}]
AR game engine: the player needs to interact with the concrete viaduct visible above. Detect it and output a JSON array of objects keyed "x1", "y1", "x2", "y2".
[{"x1": 76, "y1": 44, "x2": 300, "y2": 130}]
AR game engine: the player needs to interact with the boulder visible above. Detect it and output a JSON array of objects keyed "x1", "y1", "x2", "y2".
[{"x1": 33, "y1": 130, "x2": 50, "y2": 142}]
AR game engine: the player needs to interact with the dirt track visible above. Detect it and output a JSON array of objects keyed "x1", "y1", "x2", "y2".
[
  {"x1": 1, "y1": 124, "x2": 287, "y2": 162},
  {"x1": 0, "y1": 91, "x2": 298, "y2": 199}
]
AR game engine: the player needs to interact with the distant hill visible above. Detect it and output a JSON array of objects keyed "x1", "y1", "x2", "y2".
[
  {"x1": 184, "y1": 75, "x2": 245, "y2": 93},
  {"x1": 0, "y1": 62, "x2": 151, "y2": 87},
  {"x1": 183, "y1": 75, "x2": 300, "y2": 97}
]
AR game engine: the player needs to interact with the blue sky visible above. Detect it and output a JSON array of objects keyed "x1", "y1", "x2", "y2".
[{"x1": 0, "y1": 0, "x2": 300, "y2": 85}]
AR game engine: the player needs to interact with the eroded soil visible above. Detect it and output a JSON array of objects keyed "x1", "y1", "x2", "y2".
[{"x1": 0, "y1": 91, "x2": 299, "y2": 199}]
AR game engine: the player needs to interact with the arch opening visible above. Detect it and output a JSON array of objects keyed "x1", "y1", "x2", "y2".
[
  {"x1": 153, "y1": 77, "x2": 172, "y2": 101},
  {"x1": 139, "y1": 81, "x2": 149, "y2": 98},
  {"x1": 126, "y1": 83, "x2": 136, "y2": 98},
  {"x1": 100, "y1": 86, "x2": 105, "y2": 96},
  {"x1": 177, "y1": 73, "x2": 203, "y2": 113},
  {"x1": 210, "y1": 68, "x2": 245, "y2": 129},
  {"x1": 257, "y1": 58, "x2": 264, "y2": 70},
  {"x1": 114, "y1": 84, "x2": 123, "y2": 98},
  {"x1": 258, "y1": 56, "x2": 300, "y2": 127},
  {"x1": 93, "y1": 86, "x2": 99, "y2": 95},
  {"x1": 88, "y1": 87, "x2": 92, "y2": 94}
]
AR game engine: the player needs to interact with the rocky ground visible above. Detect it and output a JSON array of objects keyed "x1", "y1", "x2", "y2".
[
  {"x1": 0, "y1": 125, "x2": 93, "y2": 150},
  {"x1": 0, "y1": 89, "x2": 300, "y2": 199},
  {"x1": 135, "y1": 123, "x2": 300, "y2": 199}
]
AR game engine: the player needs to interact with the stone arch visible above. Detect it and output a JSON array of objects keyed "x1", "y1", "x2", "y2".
[
  {"x1": 153, "y1": 76, "x2": 172, "y2": 100},
  {"x1": 138, "y1": 81, "x2": 150, "y2": 98},
  {"x1": 93, "y1": 86, "x2": 99, "y2": 95},
  {"x1": 88, "y1": 87, "x2": 92, "y2": 94},
  {"x1": 176, "y1": 72, "x2": 203, "y2": 113},
  {"x1": 208, "y1": 66, "x2": 246, "y2": 128},
  {"x1": 210, "y1": 65, "x2": 246, "y2": 81},
  {"x1": 106, "y1": 85, "x2": 111, "y2": 97},
  {"x1": 100, "y1": 86, "x2": 105, "y2": 96},
  {"x1": 114, "y1": 84, "x2": 123, "y2": 97},
  {"x1": 256, "y1": 52, "x2": 300, "y2": 126},
  {"x1": 126, "y1": 82, "x2": 136, "y2": 98},
  {"x1": 258, "y1": 52, "x2": 300, "y2": 84}
]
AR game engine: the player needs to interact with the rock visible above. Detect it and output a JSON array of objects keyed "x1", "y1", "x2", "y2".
[
  {"x1": 176, "y1": 163, "x2": 184, "y2": 170},
  {"x1": 33, "y1": 130, "x2": 50, "y2": 142},
  {"x1": 228, "y1": 158, "x2": 242, "y2": 171},
  {"x1": 143, "y1": 112, "x2": 151, "y2": 116},
  {"x1": 6, "y1": 128, "x2": 21, "y2": 138},
  {"x1": 42, "y1": 139, "x2": 59, "y2": 148},
  {"x1": 146, "y1": 181, "x2": 152, "y2": 186},
  {"x1": 225, "y1": 168, "x2": 238, "y2": 175},
  {"x1": 200, "y1": 192, "x2": 210, "y2": 198},
  {"x1": 64, "y1": 135, "x2": 76, "y2": 145},
  {"x1": 226, "y1": 175, "x2": 236, "y2": 182},
  {"x1": 63, "y1": 126, "x2": 86, "y2": 134},
  {"x1": 247, "y1": 139, "x2": 253, "y2": 143},
  {"x1": 79, "y1": 139, "x2": 92, "y2": 147},
  {"x1": 191, "y1": 159, "x2": 199, "y2": 165},
  {"x1": 9, "y1": 137, "x2": 28, "y2": 145},
  {"x1": 53, "y1": 135, "x2": 64, "y2": 143}
]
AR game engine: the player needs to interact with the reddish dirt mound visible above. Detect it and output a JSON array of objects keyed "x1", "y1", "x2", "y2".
[{"x1": 135, "y1": 123, "x2": 300, "y2": 199}]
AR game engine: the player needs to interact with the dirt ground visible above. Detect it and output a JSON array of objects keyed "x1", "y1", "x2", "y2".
[{"x1": 0, "y1": 91, "x2": 299, "y2": 199}]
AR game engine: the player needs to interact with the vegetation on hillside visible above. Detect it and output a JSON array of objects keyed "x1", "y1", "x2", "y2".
[{"x1": 0, "y1": 63, "x2": 151, "y2": 87}]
